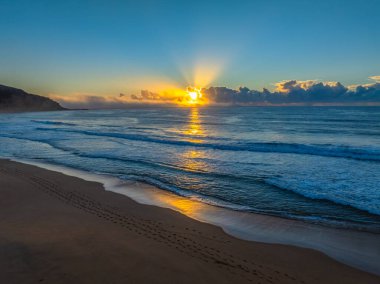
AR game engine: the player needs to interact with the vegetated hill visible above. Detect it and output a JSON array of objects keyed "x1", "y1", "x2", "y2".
[{"x1": 0, "y1": 84, "x2": 66, "y2": 112}]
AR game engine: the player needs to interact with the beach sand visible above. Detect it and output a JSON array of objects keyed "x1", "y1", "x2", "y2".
[{"x1": 0, "y1": 159, "x2": 379, "y2": 284}]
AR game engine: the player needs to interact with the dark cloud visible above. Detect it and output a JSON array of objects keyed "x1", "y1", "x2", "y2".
[{"x1": 201, "y1": 79, "x2": 380, "y2": 105}]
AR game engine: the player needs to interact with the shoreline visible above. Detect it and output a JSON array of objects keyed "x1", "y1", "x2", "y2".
[{"x1": 4, "y1": 157, "x2": 380, "y2": 277}]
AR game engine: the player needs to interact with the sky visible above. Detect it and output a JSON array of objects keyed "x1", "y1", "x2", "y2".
[{"x1": 0, "y1": 0, "x2": 379, "y2": 106}]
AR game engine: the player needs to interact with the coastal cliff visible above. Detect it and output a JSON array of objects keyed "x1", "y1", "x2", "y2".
[{"x1": 0, "y1": 84, "x2": 65, "y2": 112}]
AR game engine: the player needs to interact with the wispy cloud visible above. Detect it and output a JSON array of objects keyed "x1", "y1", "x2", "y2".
[
  {"x1": 369, "y1": 75, "x2": 380, "y2": 82},
  {"x1": 49, "y1": 93, "x2": 132, "y2": 109}
]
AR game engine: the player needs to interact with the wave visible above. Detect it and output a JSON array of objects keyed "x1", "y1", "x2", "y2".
[
  {"x1": 266, "y1": 178, "x2": 380, "y2": 216},
  {"x1": 1, "y1": 134, "x2": 380, "y2": 227},
  {"x1": 120, "y1": 174, "x2": 359, "y2": 228},
  {"x1": 121, "y1": 174, "x2": 254, "y2": 211},
  {"x1": 2, "y1": 134, "x2": 267, "y2": 184},
  {"x1": 35, "y1": 127, "x2": 380, "y2": 161},
  {"x1": 31, "y1": 120, "x2": 76, "y2": 126}
]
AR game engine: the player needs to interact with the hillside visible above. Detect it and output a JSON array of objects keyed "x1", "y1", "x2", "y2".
[{"x1": 0, "y1": 84, "x2": 65, "y2": 112}]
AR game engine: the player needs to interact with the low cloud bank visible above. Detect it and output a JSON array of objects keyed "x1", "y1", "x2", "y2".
[
  {"x1": 50, "y1": 93, "x2": 168, "y2": 109},
  {"x1": 50, "y1": 94, "x2": 129, "y2": 109},
  {"x1": 202, "y1": 78, "x2": 380, "y2": 105},
  {"x1": 51, "y1": 76, "x2": 380, "y2": 109}
]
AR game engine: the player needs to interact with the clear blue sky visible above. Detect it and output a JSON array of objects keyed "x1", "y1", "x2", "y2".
[{"x1": 0, "y1": 0, "x2": 379, "y2": 96}]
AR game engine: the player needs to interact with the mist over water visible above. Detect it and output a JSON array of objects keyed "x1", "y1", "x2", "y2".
[{"x1": 1, "y1": 106, "x2": 380, "y2": 232}]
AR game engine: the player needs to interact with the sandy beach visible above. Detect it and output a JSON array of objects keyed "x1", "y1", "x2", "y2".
[{"x1": 0, "y1": 159, "x2": 379, "y2": 284}]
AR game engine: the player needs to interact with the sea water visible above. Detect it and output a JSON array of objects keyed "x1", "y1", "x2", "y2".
[{"x1": 0, "y1": 106, "x2": 379, "y2": 232}]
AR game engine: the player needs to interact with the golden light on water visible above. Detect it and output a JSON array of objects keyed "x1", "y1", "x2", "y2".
[
  {"x1": 182, "y1": 107, "x2": 205, "y2": 142},
  {"x1": 168, "y1": 103, "x2": 206, "y2": 143},
  {"x1": 154, "y1": 193, "x2": 203, "y2": 218}
]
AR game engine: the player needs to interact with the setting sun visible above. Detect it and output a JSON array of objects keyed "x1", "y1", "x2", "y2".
[
  {"x1": 188, "y1": 91, "x2": 198, "y2": 100},
  {"x1": 186, "y1": 87, "x2": 202, "y2": 104}
]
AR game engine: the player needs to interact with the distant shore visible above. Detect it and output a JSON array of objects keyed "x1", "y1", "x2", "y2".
[{"x1": 0, "y1": 159, "x2": 379, "y2": 283}]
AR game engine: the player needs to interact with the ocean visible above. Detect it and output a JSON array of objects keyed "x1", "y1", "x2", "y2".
[{"x1": 1, "y1": 106, "x2": 379, "y2": 232}]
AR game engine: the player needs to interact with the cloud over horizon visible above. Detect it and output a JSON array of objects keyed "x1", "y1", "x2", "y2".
[{"x1": 51, "y1": 76, "x2": 380, "y2": 109}]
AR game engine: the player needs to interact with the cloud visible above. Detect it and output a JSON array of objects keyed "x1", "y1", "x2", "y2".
[
  {"x1": 50, "y1": 76, "x2": 380, "y2": 108},
  {"x1": 274, "y1": 80, "x2": 318, "y2": 93},
  {"x1": 50, "y1": 92, "x2": 170, "y2": 109},
  {"x1": 50, "y1": 94, "x2": 127, "y2": 109},
  {"x1": 369, "y1": 75, "x2": 380, "y2": 82},
  {"x1": 50, "y1": 87, "x2": 193, "y2": 109},
  {"x1": 200, "y1": 78, "x2": 380, "y2": 105}
]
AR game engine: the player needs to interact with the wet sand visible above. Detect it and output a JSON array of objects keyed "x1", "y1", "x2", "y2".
[{"x1": 0, "y1": 159, "x2": 379, "y2": 284}]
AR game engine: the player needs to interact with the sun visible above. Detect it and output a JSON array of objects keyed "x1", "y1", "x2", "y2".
[
  {"x1": 186, "y1": 87, "x2": 202, "y2": 103},
  {"x1": 188, "y1": 91, "x2": 198, "y2": 100},
  {"x1": 176, "y1": 87, "x2": 205, "y2": 106}
]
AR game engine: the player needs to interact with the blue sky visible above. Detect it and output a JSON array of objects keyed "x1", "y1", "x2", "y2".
[{"x1": 0, "y1": 0, "x2": 379, "y2": 97}]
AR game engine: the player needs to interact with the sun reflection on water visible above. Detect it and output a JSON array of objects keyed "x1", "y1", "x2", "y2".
[
  {"x1": 177, "y1": 108, "x2": 212, "y2": 173},
  {"x1": 155, "y1": 194, "x2": 203, "y2": 217},
  {"x1": 182, "y1": 107, "x2": 205, "y2": 142},
  {"x1": 180, "y1": 149, "x2": 210, "y2": 173}
]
